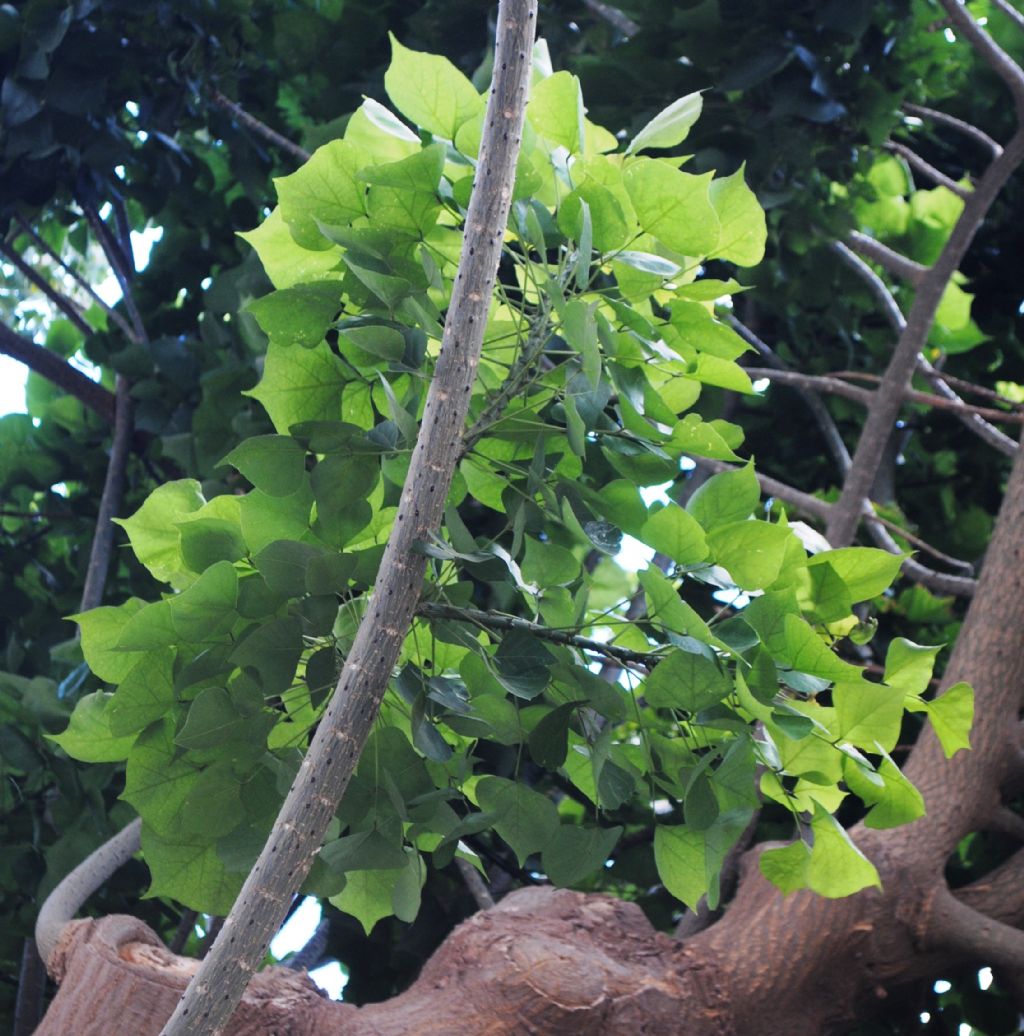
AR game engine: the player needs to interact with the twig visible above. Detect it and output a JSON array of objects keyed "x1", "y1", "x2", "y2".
[
  {"x1": 12, "y1": 939, "x2": 46, "y2": 1036},
  {"x1": 730, "y1": 316, "x2": 851, "y2": 473},
  {"x1": 417, "y1": 601, "x2": 662, "y2": 667},
  {"x1": 160, "y1": 8, "x2": 539, "y2": 1032},
  {"x1": 0, "y1": 239, "x2": 94, "y2": 337},
  {"x1": 0, "y1": 321, "x2": 115, "y2": 421},
  {"x1": 827, "y1": 118, "x2": 1024, "y2": 546},
  {"x1": 867, "y1": 511, "x2": 975, "y2": 574},
  {"x1": 831, "y1": 240, "x2": 908, "y2": 331},
  {"x1": 78, "y1": 200, "x2": 145, "y2": 342},
  {"x1": 845, "y1": 230, "x2": 928, "y2": 287},
  {"x1": 902, "y1": 103, "x2": 1003, "y2": 159},
  {"x1": 12, "y1": 215, "x2": 136, "y2": 339},
  {"x1": 939, "y1": 0, "x2": 1024, "y2": 119},
  {"x1": 285, "y1": 918, "x2": 330, "y2": 972},
  {"x1": 168, "y1": 910, "x2": 199, "y2": 955},
  {"x1": 456, "y1": 857, "x2": 496, "y2": 911},
  {"x1": 864, "y1": 519, "x2": 977, "y2": 597},
  {"x1": 582, "y1": 0, "x2": 639, "y2": 36},
  {"x1": 207, "y1": 89, "x2": 311, "y2": 164},
  {"x1": 886, "y1": 140, "x2": 972, "y2": 197},
  {"x1": 991, "y1": 0, "x2": 1024, "y2": 33}
]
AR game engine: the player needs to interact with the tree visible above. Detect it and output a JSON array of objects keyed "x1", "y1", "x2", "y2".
[{"x1": 4, "y1": 0, "x2": 1024, "y2": 1033}]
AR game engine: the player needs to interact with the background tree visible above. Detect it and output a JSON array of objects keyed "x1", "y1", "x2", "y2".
[{"x1": 2, "y1": 0, "x2": 1023, "y2": 1033}]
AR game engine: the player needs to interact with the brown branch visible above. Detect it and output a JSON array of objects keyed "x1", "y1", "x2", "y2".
[
  {"x1": 987, "y1": 805, "x2": 1024, "y2": 842},
  {"x1": 0, "y1": 238, "x2": 95, "y2": 337},
  {"x1": 0, "y1": 321, "x2": 115, "y2": 421},
  {"x1": 886, "y1": 140, "x2": 973, "y2": 197},
  {"x1": 78, "y1": 376, "x2": 133, "y2": 612},
  {"x1": 902, "y1": 103, "x2": 1003, "y2": 159},
  {"x1": 456, "y1": 857, "x2": 496, "y2": 911},
  {"x1": 12, "y1": 215, "x2": 137, "y2": 339},
  {"x1": 924, "y1": 884, "x2": 1024, "y2": 978},
  {"x1": 832, "y1": 239, "x2": 909, "y2": 330},
  {"x1": 78, "y1": 200, "x2": 145, "y2": 342},
  {"x1": 160, "y1": 7, "x2": 539, "y2": 1032},
  {"x1": 582, "y1": 0, "x2": 639, "y2": 35},
  {"x1": 938, "y1": 0, "x2": 1024, "y2": 118},
  {"x1": 416, "y1": 601, "x2": 661, "y2": 667},
  {"x1": 827, "y1": 121, "x2": 1024, "y2": 547},
  {"x1": 13, "y1": 938, "x2": 47, "y2": 1036},
  {"x1": 845, "y1": 230, "x2": 928, "y2": 287},
  {"x1": 207, "y1": 89, "x2": 311, "y2": 164},
  {"x1": 863, "y1": 519, "x2": 977, "y2": 596},
  {"x1": 167, "y1": 911, "x2": 198, "y2": 956},
  {"x1": 865, "y1": 511, "x2": 975, "y2": 574},
  {"x1": 991, "y1": 0, "x2": 1024, "y2": 32}
]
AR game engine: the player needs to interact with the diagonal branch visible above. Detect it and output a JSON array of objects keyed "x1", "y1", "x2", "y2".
[
  {"x1": 991, "y1": 0, "x2": 1024, "y2": 32},
  {"x1": 902, "y1": 103, "x2": 1003, "y2": 159},
  {"x1": 159, "y1": 6, "x2": 539, "y2": 1032},
  {"x1": 582, "y1": 0, "x2": 639, "y2": 36},
  {"x1": 938, "y1": 0, "x2": 1024, "y2": 118},
  {"x1": 827, "y1": 123, "x2": 1024, "y2": 546},
  {"x1": 923, "y1": 884, "x2": 1024, "y2": 978},
  {"x1": 886, "y1": 140, "x2": 973, "y2": 197},
  {"x1": 0, "y1": 238, "x2": 95, "y2": 337},
  {"x1": 207, "y1": 89, "x2": 311, "y2": 165},
  {"x1": 845, "y1": 229, "x2": 928, "y2": 287},
  {"x1": 0, "y1": 321, "x2": 115, "y2": 421}
]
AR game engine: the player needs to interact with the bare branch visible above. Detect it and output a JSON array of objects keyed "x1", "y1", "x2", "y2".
[
  {"x1": 582, "y1": 0, "x2": 639, "y2": 36},
  {"x1": 866, "y1": 511, "x2": 975, "y2": 574},
  {"x1": 284, "y1": 918, "x2": 330, "y2": 972},
  {"x1": 845, "y1": 230, "x2": 928, "y2": 287},
  {"x1": 207, "y1": 89, "x2": 311, "y2": 165},
  {"x1": 13, "y1": 939, "x2": 46, "y2": 1036},
  {"x1": 988, "y1": 805, "x2": 1024, "y2": 841},
  {"x1": 12, "y1": 216, "x2": 137, "y2": 339},
  {"x1": 903, "y1": 103, "x2": 1003, "y2": 159},
  {"x1": 0, "y1": 321, "x2": 115, "y2": 421},
  {"x1": 78, "y1": 376, "x2": 133, "y2": 612},
  {"x1": 991, "y1": 0, "x2": 1024, "y2": 32},
  {"x1": 730, "y1": 316, "x2": 851, "y2": 473},
  {"x1": 938, "y1": 0, "x2": 1024, "y2": 118},
  {"x1": 0, "y1": 238, "x2": 95, "y2": 337},
  {"x1": 417, "y1": 601, "x2": 660, "y2": 667},
  {"x1": 827, "y1": 126, "x2": 1024, "y2": 546},
  {"x1": 886, "y1": 140, "x2": 973, "y2": 197},
  {"x1": 78, "y1": 200, "x2": 145, "y2": 342},
  {"x1": 36, "y1": 817, "x2": 141, "y2": 968},
  {"x1": 864, "y1": 518, "x2": 977, "y2": 596},
  {"x1": 456, "y1": 857, "x2": 496, "y2": 911},
  {"x1": 924, "y1": 884, "x2": 1024, "y2": 977},
  {"x1": 168, "y1": 911, "x2": 199, "y2": 956},
  {"x1": 160, "y1": 8, "x2": 539, "y2": 1032},
  {"x1": 831, "y1": 240, "x2": 907, "y2": 333}
]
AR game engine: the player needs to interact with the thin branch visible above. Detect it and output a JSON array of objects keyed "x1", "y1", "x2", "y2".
[
  {"x1": 78, "y1": 200, "x2": 145, "y2": 342},
  {"x1": 12, "y1": 939, "x2": 46, "y2": 1036},
  {"x1": 417, "y1": 601, "x2": 661, "y2": 667},
  {"x1": 886, "y1": 140, "x2": 973, "y2": 197},
  {"x1": 938, "y1": 0, "x2": 1024, "y2": 118},
  {"x1": 0, "y1": 238, "x2": 95, "y2": 337},
  {"x1": 168, "y1": 910, "x2": 199, "y2": 956},
  {"x1": 0, "y1": 321, "x2": 115, "y2": 421},
  {"x1": 866, "y1": 511, "x2": 976, "y2": 574},
  {"x1": 831, "y1": 240, "x2": 907, "y2": 332},
  {"x1": 36, "y1": 817, "x2": 141, "y2": 968},
  {"x1": 827, "y1": 125, "x2": 1024, "y2": 546},
  {"x1": 78, "y1": 376, "x2": 133, "y2": 613},
  {"x1": 991, "y1": 0, "x2": 1024, "y2": 32},
  {"x1": 456, "y1": 857, "x2": 496, "y2": 911},
  {"x1": 207, "y1": 89, "x2": 311, "y2": 164},
  {"x1": 582, "y1": 0, "x2": 640, "y2": 36},
  {"x1": 730, "y1": 316, "x2": 851, "y2": 473},
  {"x1": 988, "y1": 805, "x2": 1024, "y2": 842},
  {"x1": 161, "y1": 8, "x2": 538, "y2": 1032},
  {"x1": 924, "y1": 884, "x2": 1024, "y2": 977},
  {"x1": 284, "y1": 918, "x2": 330, "y2": 972},
  {"x1": 864, "y1": 517, "x2": 977, "y2": 596},
  {"x1": 12, "y1": 215, "x2": 137, "y2": 339},
  {"x1": 902, "y1": 103, "x2": 1003, "y2": 159},
  {"x1": 846, "y1": 229, "x2": 928, "y2": 287}
]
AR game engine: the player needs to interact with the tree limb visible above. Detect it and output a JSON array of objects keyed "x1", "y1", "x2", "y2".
[
  {"x1": 827, "y1": 117, "x2": 1024, "y2": 547},
  {"x1": 902, "y1": 103, "x2": 1003, "y2": 159},
  {"x1": 582, "y1": 0, "x2": 639, "y2": 36},
  {"x1": 207, "y1": 89, "x2": 311, "y2": 165},
  {"x1": 845, "y1": 229, "x2": 928, "y2": 286},
  {"x1": 923, "y1": 884, "x2": 1024, "y2": 978},
  {"x1": 456, "y1": 857, "x2": 496, "y2": 911},
  {"x1": 0, "y1": 321, "x2": 115, "y2": 421},
  {"x1": 159, "y1": 7, "x2": 538, "y2": 1032},
  {"x1": 0, "y1": 238, "x2": 95, "y2": 337},
  {"x1": 886, "y1": 140, "x2": 972, "y2": 197},
  {"x1": 991, "y1": 0, "x2": 1024, "y2": 33}
]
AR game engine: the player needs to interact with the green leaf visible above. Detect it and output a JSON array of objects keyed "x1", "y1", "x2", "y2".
[
  {"x1": 626, "y1": 91, "x2": 703, "y2": 154},
  {"x1": 686, "y1": 462, "x2": 760, "y2": 530},
  {"x1": 654, "y1": 810, "x2": 751, "y2": 911},
  {"x1": 221, "y1": 435, "x2": 307, "y2": 498},
  {"x1": 493, "y1": 630, "x2": 556, "y2": 700},
  {"x1": 142, "y1": 823, "x2": 242, "y2": 915},
  {"x1": 179, "y1": 519, "x2": 247, "y2": 573},
  {"x1": 557, "y1": 181, "x2": 630, "y2": 253},
  {"x1": 645, "y1": 649, "x2": 731, "y2": 712},
  {"x1": 339, "y1": 324, "x2": 406, "y2": 362},
  {"x1": 72, "y1": 598, "x2": 147, "y2": 683},
  {"x1": 709, "y1": 165, "x2": 767, "y2": 267},
  {"x1": 759, "y1": 840, "x2": 811, "y2": 895},
  {"x1": 692, "y1": 354, "x2": 754, "y2": 394},
  {"x1": 476, "y1": 776, "x2": 560, "y2": 866},
  {"x1": 48, "y1": 692, "x2": 137, "y2": 762},
  {"x1": 639, "y1": 566, "x2": 715, "y2": 644},
  {"x1": 528, "y1": 71, "x2": 584, "y2": 153},
  {"x1": 254, "y1": 540, "x2": 327, "y2": 597},
  {"x1": 117, "y1": 562, "x2": 239, "y2": 649},
  {"x1": 329, "y1": 849, "x2": 425, "y2": 934},
  {"x1": 239, "y1": 483, "x2": 314, "y2": 555},
  {"x1": 844, "y1": 753, "x2": 925, "y2": 829},
  {"x1": 623, "y1": 158, "x2": 720, "y2": 256},
  {"x1": 239, "y1": 208, "x2": 345, "y2": 290},
  {"x1": 320, "y1": 820, "x2": 408, "y2": 872},
  {"x1": 640, "y1": 503, "x2": 709, "y2": 565},
  {"x1": 123, "y1": 720, "x2": 200, "y2": 837},
  {"x1": 528, "y1": 701, "x2": 582, "y2": 769},
  {"x1": 925, "y1": 681, "x2": 973, "y2": 758},
  {"x1": 833, "y1": 680, "x2": 904, "y2": 752},
  {"x1": 311, "y1": 453, "x2": 379, "y2": 548},
  {"x1": 884, "y1": 638, "x2": 942, "y2": 698},
  {"x1": 707, "y1": 520, "x2": 793, "y2": 590},
  {"x1": 521, "y1": 537, "x2": 580, "y2": 588},
  {"x1": 806, "y1": 806, "x2": 881, "y2": 898},
  {"x1": 275, "y1": 139, "x2": 366, "y2": 249},
  {"x1": 108, "y1": 648, "x2": 176, "y2": 736},
  {"x1": 230, "y1": 616, "x2": 304, "y2": 698},
  {"x1": 384, "y1": 34, "x2": 482, "y2": 139},
  {"x1": 246, "y1": 339, "x2": 347, "y2": 435},
  {"x1": 543, "y1": 824, "x2": 622, "y2": 886},
  {"x1": 113, "y1": 480, "x2": 205, "y2": 589},
  {"x1": 808, "y1": 548, "x2": 903, "y2": 603},
  {"x1": 247, "y1": 282, "x2": 343, "y2": 349}
]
